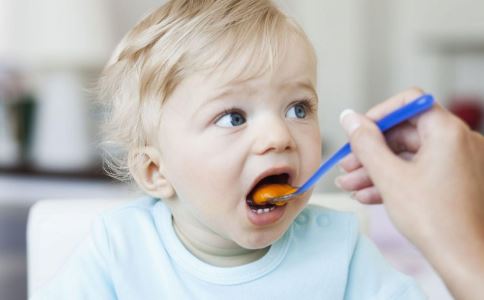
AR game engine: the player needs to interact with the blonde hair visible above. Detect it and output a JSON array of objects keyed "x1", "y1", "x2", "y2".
[{"x1": 98, "y1": 0, "x2": 316, "y2": 182}]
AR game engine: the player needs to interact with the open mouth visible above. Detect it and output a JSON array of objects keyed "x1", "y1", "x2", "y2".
[{"x1": 246, "y1": 173, "x2": 290, "y2": 212}]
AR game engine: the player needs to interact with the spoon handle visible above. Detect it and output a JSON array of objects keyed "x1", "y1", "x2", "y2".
[{"x1": 296, "y1": 94, "x2": 435, "y2": 195}]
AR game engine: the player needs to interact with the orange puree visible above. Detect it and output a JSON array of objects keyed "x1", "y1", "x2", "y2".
[{"x1": 252, "y1": 183, "x2": 296, "y2": 206}]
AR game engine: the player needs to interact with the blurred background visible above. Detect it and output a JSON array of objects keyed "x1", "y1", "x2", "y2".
[{"x1": 1, "y1": 0, "x2": 483, "y2": 299}]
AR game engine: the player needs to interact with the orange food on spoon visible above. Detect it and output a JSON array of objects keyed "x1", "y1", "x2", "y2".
[{"x1": 252, "y1": 183, "x2": 296, "y2": 206}]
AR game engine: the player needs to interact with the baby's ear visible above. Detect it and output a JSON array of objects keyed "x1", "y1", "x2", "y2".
[{"x1": 129, "y1": 147, "x2": 176, "y2": 199}]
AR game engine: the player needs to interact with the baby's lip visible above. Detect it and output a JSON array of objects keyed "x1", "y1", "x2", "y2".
[{"x1": 246, "y1": 166, "x2": 296, "y2": 200}]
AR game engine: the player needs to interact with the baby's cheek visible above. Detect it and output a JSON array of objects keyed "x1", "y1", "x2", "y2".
[{"x1": 303, "y1": 138, "x2": 322, "y2": 171}]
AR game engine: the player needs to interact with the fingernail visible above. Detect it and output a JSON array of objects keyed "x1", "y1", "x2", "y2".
[{"x1": 339, "y1": 109, "x2": 361, "y2": 135}]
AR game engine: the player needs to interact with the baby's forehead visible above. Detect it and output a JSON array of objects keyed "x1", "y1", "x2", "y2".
[
  {"x1": 222, "y1": 33, "x2": 314, "y2": 79},
  {"x1": 138, "y1": 5, "x2": 317, "y2": 113},
  {"x1": 169, "y1": 63, "x2": 317, "y2": 114},
  {"x1": 185, "y1": 36, "x2": 316, "y2": 91}
]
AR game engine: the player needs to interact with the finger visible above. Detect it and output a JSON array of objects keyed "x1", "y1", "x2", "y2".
[
  {"x1": 416, "y1": 103, "x2": 467, "y2": 143},
  {"x1": 334, "y1": 167, "x2": 373, "y2": 191},
  {"x1": 352, "y1": 186, "x2": 382, "y2": 204},
  {"x1": 340, "y1": 110, "x2": 405, "y2": 185},
  {"x1": 366, "y1": 87, "x2": 425, "y2": 121},
  {"x1": 340, "y1": 153, "x2": 362, "y2": 173},
  {"x1": 385, "y1": 122, "x2": 421, "y2": 153}
]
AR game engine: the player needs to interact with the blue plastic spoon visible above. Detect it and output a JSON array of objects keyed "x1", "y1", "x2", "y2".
[{"x1": 267, "y1": 94, "x2": 435, "y2": 204}]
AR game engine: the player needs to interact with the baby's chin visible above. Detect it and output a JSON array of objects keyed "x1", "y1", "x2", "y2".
[
  {"x1": 234, "y1": 222, "x2": 291, "y2": 250},
  {"x1": 236, "y1": 202, "x2": 306, "y2": 249}
]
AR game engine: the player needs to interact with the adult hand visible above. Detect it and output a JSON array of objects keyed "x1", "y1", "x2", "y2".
[{"x1": 335, "y1": 88, "x2": 484, "y2": 300}]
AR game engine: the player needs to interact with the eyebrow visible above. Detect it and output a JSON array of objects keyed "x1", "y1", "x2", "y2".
[
  {"x1": 192, "y1": 84, "x2": 246, "y2": 117},
  {"x1": 207, "y1": 85, "x2": 250, "y2": 103},
  {"x1": 279, "y1": 79, "x2": 318, "y2": 101},
  {"x1": 194, "y1": 78, "x2": 317, "y2": 117},
  {"x1": 208, "y1": 77, "x2": 316, "y2": 102},
  {"x1": 193, "y1": 83, "x2": 253, "y2": 117}
]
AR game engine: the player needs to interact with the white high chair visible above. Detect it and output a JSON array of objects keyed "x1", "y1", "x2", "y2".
[{"x1": 26, "y1": 193, "x2": 368, "y2": 296}]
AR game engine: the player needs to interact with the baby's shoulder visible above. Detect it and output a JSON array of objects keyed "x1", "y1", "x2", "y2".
[{"x1": 94, "y1": 197, "x2": 161, "y2": 240}]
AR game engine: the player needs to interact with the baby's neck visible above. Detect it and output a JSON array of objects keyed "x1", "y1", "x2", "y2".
[{"x1": 172, "y1": 217, "x2": 269, "y2": 267}]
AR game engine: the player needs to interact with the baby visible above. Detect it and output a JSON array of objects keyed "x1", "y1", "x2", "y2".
[{"x1": 31, "y1": 0, "x2": 425, "y2": 299}]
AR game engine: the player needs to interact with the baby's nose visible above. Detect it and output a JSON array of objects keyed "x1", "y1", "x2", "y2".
[{"x1": 251, "y1": 116, "x2": 296, "y2": 155}]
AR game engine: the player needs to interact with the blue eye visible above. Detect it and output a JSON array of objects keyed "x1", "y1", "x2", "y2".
[
  {"x1": 286, "y1": 103, "x2": 307, "y2": 119},
  {"x1": 216, "y1": 111, "x2": 246, "y2": 127}
]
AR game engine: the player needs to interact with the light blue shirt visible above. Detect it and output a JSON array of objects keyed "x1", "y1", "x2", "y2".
[{"x1": 31, "y1": 197, "x2": 425, "y2": 299}]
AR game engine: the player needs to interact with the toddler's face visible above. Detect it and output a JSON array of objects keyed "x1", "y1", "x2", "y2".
[{"x1": 157, "y1": 39, "x2": 321, "y2": 249}]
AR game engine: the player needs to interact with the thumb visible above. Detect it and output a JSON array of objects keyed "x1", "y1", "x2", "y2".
[{"x1": 339, "y1": 109, "x2": 403, "y2": 184}]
